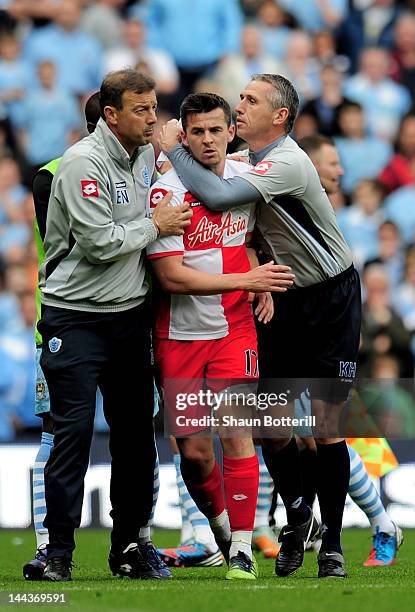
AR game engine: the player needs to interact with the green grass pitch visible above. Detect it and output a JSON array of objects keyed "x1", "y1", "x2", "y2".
[{"x1": 0, "y1": 529, "x2": 413, "y2": 612}]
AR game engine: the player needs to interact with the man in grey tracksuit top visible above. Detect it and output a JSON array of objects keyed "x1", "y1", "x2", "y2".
[
  {"x1": 161, "y1": 74, "x2": 361, "y2": 579},
  {"x1": 38, "y1": 70, "x2": 192, "y2": 581}
]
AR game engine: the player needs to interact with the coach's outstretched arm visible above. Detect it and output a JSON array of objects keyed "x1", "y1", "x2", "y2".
[
  {"x1": 160, "y1": 120, "x2": 260, "y2": 210},
  {"x1": 164, "y1": 144, "x2": 259, "y2": 211}
]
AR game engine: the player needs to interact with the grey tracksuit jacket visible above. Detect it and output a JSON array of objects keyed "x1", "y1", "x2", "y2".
[{"x1": 39, "y1": 118, "x2": 158, "y2": 313}]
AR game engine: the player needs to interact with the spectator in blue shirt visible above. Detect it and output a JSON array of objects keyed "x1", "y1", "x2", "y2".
[
  {"x1": 11, "y1": 290, "x2": 38, "y2": 433},
  {"x1": 335, "y1": 100, "x2": 392, "y2": 196},
  {"x1": 15, "y1": 60, "x2": 81, "y2": 170},
  {"x1": 0, "y1": 32, "x2": 31, "y2": 126},
  {"x1": 365, "y1": 220, "x2": 405, "y2": 291},
  {"x1": 214, "y1": 24, "x2": 282, "y2": 110},
  {"x1": 0, "y1": 341, "x2": 18, "y2": 442},
  {"x1": 344, "y1": 47, "x2": 412, "y2": 141},
  {"x1": 336, "y1": 0, "x2": 400, "y2": 73},
  {"x1": 337, "y1": 178, "x2": 385, "y2": 269},
  {"x1": 254, "y1": 0, "x2": 294, "y2": 61},
  {"x1": 383, "y1": 184, "x2": 415, "y2": 246},
  {"x1": 0, "y1": 257, "x2": 26, "y2": 441},
  {"x1": 143, "y1": 0, "x2": 243, "y2": 102},
  {"x1": 0, "y1": 157, "x2": 30, "y2": 258},
  {"x1": 278, "y1": 0, "x2": 347, "y2": 32},
  {"x1": 23, "y1": 0, "x2": 103, "y2": 97},
  {"x1": 282, "y1": 30, "x2": 321, "y2": 103},
  {"x1": 0, "y1": 255, "x2": 22, "y2": 335},
  {"x1": 301, "y1": 64, "x2": 348, "y2": 136}
]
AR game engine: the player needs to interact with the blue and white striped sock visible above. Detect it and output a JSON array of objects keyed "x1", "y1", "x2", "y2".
[
  {"x1": 139, "y1": 452, "x2": 160, "y2": 543},
  {"x1": 174, "y1": 454, "x2": 193, "y2": 545},
  {"x1": 33, "y1": 432, "x2": 53, "y2": 549},
  {"x1": 255, "y1": 445, "x2": 273, "y2": 529},
  {"x1": 174, "y1": 454, "x2": 217, "y2": 552},
  {"x1": 348, "y1": 444, "x2": 395, "y2": 535}
]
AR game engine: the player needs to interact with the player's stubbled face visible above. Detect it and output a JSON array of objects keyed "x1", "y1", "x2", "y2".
[
  {"x1": 182, "y1": 108, "x2": 233, "y2": 169},
  {"x1": 235, "y1": 80, "x2": 276, "y2": 140}
]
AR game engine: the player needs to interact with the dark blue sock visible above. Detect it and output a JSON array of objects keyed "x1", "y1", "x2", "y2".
[
  {"x1": 263, "y1": 438, "x2": 310, "y2": 526},
  {"x1": 316, "y1": 440, "x2": 350, "y2": 554}
]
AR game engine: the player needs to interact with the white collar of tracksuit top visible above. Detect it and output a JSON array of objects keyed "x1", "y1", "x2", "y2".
[{"x1": 94, "y1": 117, "x2": 148, "y2": 170}]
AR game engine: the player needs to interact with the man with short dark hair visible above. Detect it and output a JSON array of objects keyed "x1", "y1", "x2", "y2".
[
  {"x1": 161, "y1": 73, "x2": 362, "y2": 579},
  {"x1": 149, "y1": 92, "x2": 293, "y2": 581},
  {"x1": 297, "y1": 134, "x2": 344, "y2": 195},
  {"x1": 23, "y1": 92, "x2": 101, "y2": 582},
  {"x1": 39, "y1": 69, "x2": 192, "y2": 581}
]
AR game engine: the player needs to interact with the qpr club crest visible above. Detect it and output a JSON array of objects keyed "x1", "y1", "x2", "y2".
[
  {"x1": 49, "y1": 337, "x2": 62, "y2": 353},
  {"x1": 142, "y1": 165, "x2": 150, "y2": 187}
]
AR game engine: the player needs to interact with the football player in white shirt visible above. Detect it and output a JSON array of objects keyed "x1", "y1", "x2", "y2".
[{"x1": 148, "y1": 93, "x2": 294, "y2": 580}]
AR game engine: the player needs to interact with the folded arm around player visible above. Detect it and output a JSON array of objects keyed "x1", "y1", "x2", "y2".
[{"x1": 160, "y1": 120, "x2": 260, "y2": 211}]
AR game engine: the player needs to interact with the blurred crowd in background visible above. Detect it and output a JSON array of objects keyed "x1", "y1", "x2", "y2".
[{"x1": 1, "y1": 0, "x2": 415, "y2": 440}]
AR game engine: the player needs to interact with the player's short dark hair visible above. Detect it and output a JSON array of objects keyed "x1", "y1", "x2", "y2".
[
  {"x1": 180, "y1": 93, "x2": 232, "y2": 131},
  {"x1": 298, "y1": 134, "x2": 335, "y2": 156},
  {"x1": 84, "y1": 92, "x2": 101, "y2": 133},
  {"x1": 99, "y1": 69, "x2": 155, "y2": 118},
  {"x1": 251, "y1": 74, "x2": 300, "y2": 133}
]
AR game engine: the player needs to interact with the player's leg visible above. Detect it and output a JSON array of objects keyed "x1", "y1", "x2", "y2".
[
  {"x1": 176, "y1": 436, "x2": 231, "y2": 555},
  {"x1": 23, "y1": 346, "x2": 54, "y2": 580},
  {"x1": 219, "y1": 435, "x2": 259, "y2": 580},
  {"x1": 309, "y1": 265, "x2": 362, "y2": 579},
  {"x1": 174, "y1": 447, "x2": 194, "y2": 546},
  {"x1": 348, "y1": 444, "x2": 403, "y2": 566},
  {"x1": 158, "y1": 438, "x2": 222, "y2": 568},
  {"x1": 295, "y1": 392, "x2": 318, "y2": 510},
  {"x1": 209, "y1": 324, "x2": 261, "y2": 580},
  {"x1": 39, "y1": 308, "x2": 104, "y2": 582},
  {"x1": 102, "y1": 305, "x2": 168, "y2": 580},
  {"x1": 156, "y1": 336, "x2": 231, "y2": 562},
  {"x1": 313, "y1": 403, "x2": 349, "y2": 579},
  {"x1": 136, "y1": 384, "x2": 171, "y2": 577},
  {"x1": 257, "y1": 300, "x2": 318, "y2": 577},
  {"x1": 252, "y1": 444, "x2": 280, "y2": 558}
]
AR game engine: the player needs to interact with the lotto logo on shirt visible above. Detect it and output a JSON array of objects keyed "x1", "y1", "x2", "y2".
[
  {"x1": 150, "y1": 187, "x2": 168, "y2": 208},
  {"x1": 253, "y1": 161, "x2": 273, "y2": 175},
  {"x1": 81, "y1": 180, "x2": 99, "y2": 197}
]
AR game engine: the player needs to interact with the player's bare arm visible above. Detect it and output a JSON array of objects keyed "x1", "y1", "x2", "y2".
[{"x1": 151, "y1": 254, "x2": 294, "y2": 295}]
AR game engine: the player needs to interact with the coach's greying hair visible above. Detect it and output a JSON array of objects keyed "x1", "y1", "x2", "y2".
[{"x1": 251, "y1": 74, "x2": 299, "y2": 134}]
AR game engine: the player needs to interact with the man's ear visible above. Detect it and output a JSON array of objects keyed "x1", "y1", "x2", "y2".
[
  {"x1": 104, "y1": 105, "x2": 118, "y2": 127},
  {"x1": 272, "y1": 107, "x2": 289, "y2": 128},
  {"x1": 228, "y1": 123, "x2": 236, "y2": 143},
  {"x1": 181, "y1": 128, "x2": 188, "y2": 147}
]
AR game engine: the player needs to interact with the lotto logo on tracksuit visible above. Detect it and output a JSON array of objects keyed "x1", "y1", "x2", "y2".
[{"x1": 81, "y1": 180, "x2": 99, "y2": 197}]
